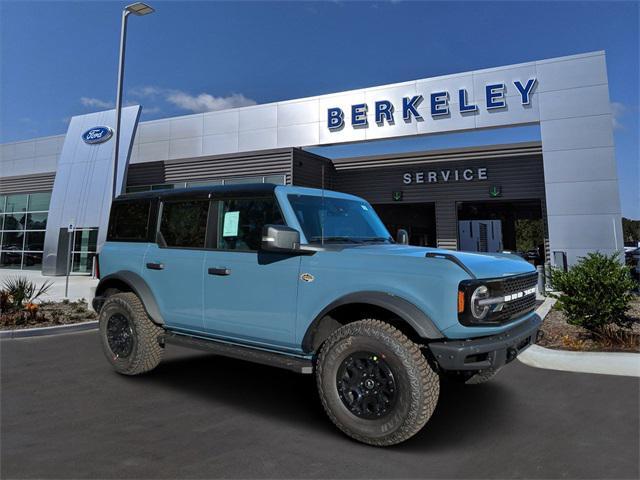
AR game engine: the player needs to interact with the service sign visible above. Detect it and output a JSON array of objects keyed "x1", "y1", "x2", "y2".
[{"x1": 82, "y1": 126, "x2": 113, "y2": 145}]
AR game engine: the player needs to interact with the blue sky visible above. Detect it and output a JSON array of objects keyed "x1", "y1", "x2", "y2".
[{"x1": 1, "y1": 1, "x2": 638, "y2": 217}]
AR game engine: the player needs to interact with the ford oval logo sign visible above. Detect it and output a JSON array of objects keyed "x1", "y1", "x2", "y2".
[{"x1": 82, "y1": 126, "x2": 113, "y2": 144}]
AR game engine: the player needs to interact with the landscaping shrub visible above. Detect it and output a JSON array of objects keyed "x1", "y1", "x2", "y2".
[
  {"x1": 551, "y1": 252, "x2": 636, "y2": 333},
  {"x1": 2, "y1": 276, "x2": 53, "y2": 311}
]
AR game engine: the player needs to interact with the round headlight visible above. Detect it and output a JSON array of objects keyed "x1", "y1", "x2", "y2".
[{"x1": 470, "y1": 285, "x2": 490, "y2": 319}]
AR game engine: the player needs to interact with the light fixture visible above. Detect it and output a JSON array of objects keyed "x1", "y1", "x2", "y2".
[{"x1": 125, "y1": 2, "x2": 155, "y2": 16}]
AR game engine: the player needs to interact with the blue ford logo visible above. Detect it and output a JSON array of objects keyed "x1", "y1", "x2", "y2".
[{"x1": 82, "y1": 126, "x2": 113, "y2": 144}]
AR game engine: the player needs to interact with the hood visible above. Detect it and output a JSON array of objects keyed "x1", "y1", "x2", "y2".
[{"x1": 345, "y1": 244, "x2": 535, "y2": 279}]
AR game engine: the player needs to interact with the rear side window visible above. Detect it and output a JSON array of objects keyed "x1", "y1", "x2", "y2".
[
  {"x1": 159, "y1": 200, "x2": 209, "y2": 249},
  {"x1": 107, "y1": 200, "x2": 151, "y2": 242}
]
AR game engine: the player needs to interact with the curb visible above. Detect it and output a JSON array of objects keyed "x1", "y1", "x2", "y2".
[
  {"x1": 0, "y1": 321, "x2": 98, "y2": 339},
  {"x1": 518, "y1": 296, "x2": 640, "y2": 378}
]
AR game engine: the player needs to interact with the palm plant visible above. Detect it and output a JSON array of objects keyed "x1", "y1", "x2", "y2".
[{"x1": 1, "y1": 276, "x2": 54, "y2": 311}]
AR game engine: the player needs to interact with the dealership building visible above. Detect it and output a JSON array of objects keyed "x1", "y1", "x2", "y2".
[{"x1": 0, "y1": 51, "x2": 624, "y2": 275}]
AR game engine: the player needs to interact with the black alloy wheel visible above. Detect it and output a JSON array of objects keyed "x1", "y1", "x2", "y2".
[
  {"x1": 336, "y1": 351, "x2": 397, "y2": 419},
  {"x1": 106, "y1": 313, "x2": 134, "y2": 358}
]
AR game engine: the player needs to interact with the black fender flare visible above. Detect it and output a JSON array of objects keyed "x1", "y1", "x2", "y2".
[
  {"x1": 94, "y1": 271, "x2": 165, "y2": 325},
  {"x1": 301, "y1": 291, "x2": 443, "y2": 353}
]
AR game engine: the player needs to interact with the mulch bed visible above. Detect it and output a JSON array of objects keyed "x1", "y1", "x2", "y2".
[
  {"x1": 538, "y1": 296, "x2": 640, "y2": 353},
  {"x1": 0, "y1": 300, "x2": 97, "y2": 330}
]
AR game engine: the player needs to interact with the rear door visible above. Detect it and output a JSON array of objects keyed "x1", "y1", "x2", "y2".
[
  {"x1": 142, "y1": 196, "x2": 209, "y2": 332},
  {"x1": 203, "y1": 195, "x2": 301, "y2": 350}
]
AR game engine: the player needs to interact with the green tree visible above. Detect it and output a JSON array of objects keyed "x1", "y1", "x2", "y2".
[{"x1": 622, "y1": 217, "x2": 640, "y2": 244}]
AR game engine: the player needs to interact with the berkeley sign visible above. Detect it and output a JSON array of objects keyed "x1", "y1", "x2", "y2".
[{"x1": 327, "y1": 78, "x2": 537, "y2": 130}]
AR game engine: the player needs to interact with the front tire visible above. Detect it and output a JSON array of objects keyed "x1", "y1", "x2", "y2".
[
  {"x1": 316, "y1": 319, "x2": 440, "y2": 446},
  {"x1": 98, "y1": 292, "x2": 164, "y2": 375}
]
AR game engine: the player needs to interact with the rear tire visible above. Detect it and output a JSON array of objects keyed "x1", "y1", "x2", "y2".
[
  {"x1": 316, "y1": 319, "x2": 439, "y2": 446},
  {"x1": 98, "y1": 292, "x2": 164, "y2": 375}
]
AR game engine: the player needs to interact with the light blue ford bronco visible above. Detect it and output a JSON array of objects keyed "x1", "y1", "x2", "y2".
[{"x1": 93, "y1": 184, "x2": 541, "y2": 446}]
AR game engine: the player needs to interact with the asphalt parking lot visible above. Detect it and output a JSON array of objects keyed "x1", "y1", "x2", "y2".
[{"x1": 1, "y1": 330, "x2": 638, "y2": 479}]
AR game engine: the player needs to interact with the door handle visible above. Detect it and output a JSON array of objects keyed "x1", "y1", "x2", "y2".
[
  {"x1": 208, "y1": 267, "x2": 231, "y2": 276},
  {"x1": 146, "y1": 262, "x2": 164, "y2": 270}
]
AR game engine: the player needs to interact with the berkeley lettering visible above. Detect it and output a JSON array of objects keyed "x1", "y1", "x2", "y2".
[{"x1": 328, "y1": 78, "x2": 536, "y2": 130}]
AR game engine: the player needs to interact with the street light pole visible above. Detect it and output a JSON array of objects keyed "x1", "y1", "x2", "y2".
[
  {"x1": 111, "y1": 3, "x2": 155, "y2": 200},
  {"x1": 112, "y1": 9, "x2": 130, "y2": 200}
]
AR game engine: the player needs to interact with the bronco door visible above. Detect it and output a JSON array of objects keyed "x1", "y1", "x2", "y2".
[
  {"x1": 142, "y1": 196, "x2": 209, "y2": 332},
  {"x1": 203, "y1": 195, "x2": 300, "y2": 350}
]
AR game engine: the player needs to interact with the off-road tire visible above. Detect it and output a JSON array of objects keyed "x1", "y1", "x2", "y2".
[
  {"x1": 316, "y1": 319, "x2": 440, "y2": 446},
  {"x1": 98, "y1": 292, "x2": 164, "y2": 375},
  {"x1": 465, "y1": 369, "x2": 499, "y2": 385}
]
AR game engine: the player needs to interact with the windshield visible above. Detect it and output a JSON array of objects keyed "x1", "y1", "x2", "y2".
[{"x1": 287, "y1": 194, "x2": 392, "y2": 244}]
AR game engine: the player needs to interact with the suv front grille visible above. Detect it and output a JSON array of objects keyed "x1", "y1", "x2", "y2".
[
  {"x1": 503, "y1": 272, "x2": 538, "y2": 296},
  {"x1": 492, "y1": 272, "x2": 538, "y2": 322}
]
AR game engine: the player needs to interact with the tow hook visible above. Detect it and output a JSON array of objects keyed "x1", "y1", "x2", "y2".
[{"x1": 506, "y1": 347, "x2": 518, "y2": 363}]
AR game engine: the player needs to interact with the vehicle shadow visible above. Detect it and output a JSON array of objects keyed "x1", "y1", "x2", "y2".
[{"x1": 137, "y1": 350, "x2": 517, "y2": 450}]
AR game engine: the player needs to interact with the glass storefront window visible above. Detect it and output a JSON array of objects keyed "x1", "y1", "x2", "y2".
[
  {"x1": 127, "y1": 175, "x2": 287, "y2": 193},
  {"x1": 2, "y1": 213, "x2": 25, "y2": 230},
  {"x1": 5, "y1": 194, "x2": 28, "y2": 213},
  {"x1": 186, "y1": 179, "x2": 224, "y2": 187},
  {"x1": 126, "y1": 186, "x2": 151, "y2": 193},
  {"x1": 0, "y1": 251, "x2": 23, "y2": 268},
  {"x1": 27, "y1": 213, "x2": 47, "y2": 230},
  {"x1": 27, "y1": 192, "x2": 51, "y2": 211},
  {"x1": 1, "y1": 231, "x2": 25, "y2": 250},
  {"x1": 0, "y1": 191, "x2": 50, "y2": 270},
  {"x1": 22, "y1": 252, "x2": 43, "y2": 270},
  {"x1": 25, "y1": 231, "x2": 45, "y2": 251}
]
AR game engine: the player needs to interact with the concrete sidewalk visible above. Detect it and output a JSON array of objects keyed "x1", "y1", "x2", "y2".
[{"x1": 0, "y1": 269, "x2": 97, "y2": 305}]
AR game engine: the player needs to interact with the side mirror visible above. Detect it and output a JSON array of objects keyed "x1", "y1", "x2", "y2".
[
  {"x1": 397, "y1": 228, "x2": 409, "y2": 245},
  {"x1": 262, "y1": 225, "x2": 301, "y2": 253}
]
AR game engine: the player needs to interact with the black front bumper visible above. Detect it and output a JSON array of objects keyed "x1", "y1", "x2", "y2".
[{"x1": 428, "y1": 314, "x2": 542, "y2": 372}]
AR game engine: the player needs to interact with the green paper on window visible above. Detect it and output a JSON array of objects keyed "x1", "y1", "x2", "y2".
[{"x1": 223, "y1": 211, "x2": 240, "y2": 237}]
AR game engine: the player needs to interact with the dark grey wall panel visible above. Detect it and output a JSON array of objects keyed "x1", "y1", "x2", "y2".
[
  {"x1": 292, "y1": 149, "x2": 336, "y2": 189},
  {"x1": 0, "y1": 172, "x2": 56, "y2": 194},
  {"x1": 127, "y1": 149, "x2": 295, "y2": 187},
  {"x1": 125, "y1": 161, "x2": 165, "y2": 186}
]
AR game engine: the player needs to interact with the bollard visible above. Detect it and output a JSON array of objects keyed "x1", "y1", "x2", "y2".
[
  {"x1": 544, "y1": 263, "x2": 552, "y2": 290},
  {"x1": 536, "y1": 265, "x2": 545, "y2": 296}
]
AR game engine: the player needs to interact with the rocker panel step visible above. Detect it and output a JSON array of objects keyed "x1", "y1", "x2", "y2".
[{"x1": 161, "y1": 331, "x2": 314, "y2": 374}]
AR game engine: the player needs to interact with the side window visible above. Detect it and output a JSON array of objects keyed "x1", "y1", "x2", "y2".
[
  {"x1": 216, "y1": 197, "x2": 284, "y2": 251},
  {"x1": 159, "y1": 199, "x2": 209, "y2": 248},
  {"x1": 107, "y1": 200, "x2": 151, "y2": 242}
]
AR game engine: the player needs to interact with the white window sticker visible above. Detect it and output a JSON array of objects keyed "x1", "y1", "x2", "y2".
[
  {"x1": 361, "y1": 204, "x2": 369, "y2": 211},
  {"x1": 222, "y1": 211, "x2": 240, "y2": 237}
]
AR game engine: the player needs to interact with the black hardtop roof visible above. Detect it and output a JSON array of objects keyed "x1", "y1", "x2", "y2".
[{"x1": 114, "y1": 183, "x2": 278, "y2": 202}]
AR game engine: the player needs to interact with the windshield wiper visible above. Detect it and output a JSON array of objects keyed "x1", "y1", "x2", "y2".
[
  {"x1": 309, "y1": 236, "x2": 364, "y2": 244},
  {"x1": 360, "y1": 237, "x2": 393, "y2": 243}
]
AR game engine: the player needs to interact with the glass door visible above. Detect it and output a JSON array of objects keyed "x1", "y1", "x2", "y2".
[{"x1": 71, "y1": 228, "x2": 98, "y2": 274}]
